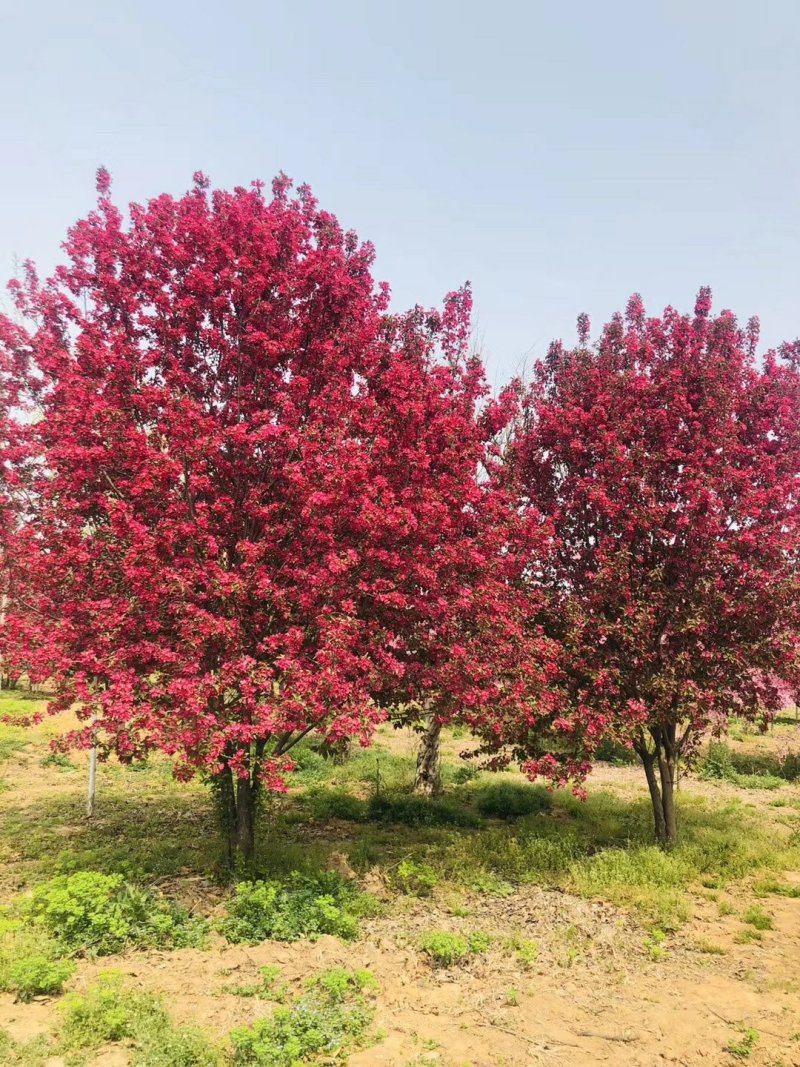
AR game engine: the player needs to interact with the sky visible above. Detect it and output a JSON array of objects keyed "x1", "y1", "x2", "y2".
[{"x1": 1, "y1": 0, "x2": 799, "y2": 388}]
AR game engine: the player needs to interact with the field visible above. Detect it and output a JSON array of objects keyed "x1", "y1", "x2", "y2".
[{"x1": 1, "y1": 692, "x2": 800, "y2": 1066}]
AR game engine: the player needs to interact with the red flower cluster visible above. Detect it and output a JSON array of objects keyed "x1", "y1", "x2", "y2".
[
  {"x1": 496, "y1": 291, "x2": 800, "y2": 840},
  {"x1": 0, "y1": 172, "x2": 551, "y2": 855}
]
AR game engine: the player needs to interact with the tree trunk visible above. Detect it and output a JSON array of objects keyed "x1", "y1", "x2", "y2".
[
  {"x1": 657, "y1": 748, "x2": 678, "y2": 845},
  {"x1": 413, "y1": 715, "x2": 442, "y2": 796},
  {"x1": 216, "y1": 763, "x2": 260, "y2": 867},
  {"x1": 637, "y1": 737, "x2": 678, "y2": 847}
]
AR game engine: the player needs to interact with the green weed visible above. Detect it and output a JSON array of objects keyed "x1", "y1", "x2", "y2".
[
  {"x1": 725, "y1": 1026, "x2": 759, "y2": 1059},
  {"x1": 418, "y1": 930, "x2": 491, "y2": 967},
  {"x1": 219, "y1": 872, "x2": 371, "y2": 943},
  {"x1": 59, "y1": 971, "x2": 222, "y2": 1065},
  {"x1": 22, "y1": 871, "x2": 207, "y2": 955},
  {"x1": 394, "y1": 860, "x2": 439, "y2": 896},
  {"x1": 230, "y1": 968, "x2": 379, "y2": 1066}
]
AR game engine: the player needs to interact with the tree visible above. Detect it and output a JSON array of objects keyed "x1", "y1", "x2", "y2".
[
  {"x1": 499, "y1": 291, "x2": 800, "y2": 843},
  {"x1": 0, "y1": 171, "x2": 526, "y2": 862}
]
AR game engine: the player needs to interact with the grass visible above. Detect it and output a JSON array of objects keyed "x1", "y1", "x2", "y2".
[
  {"x1": 2, "y1": 693, "x2": 800, "y2": 1060},
  {"x1": 742, "y1": 905, "x2": 773, "y2": 930}
]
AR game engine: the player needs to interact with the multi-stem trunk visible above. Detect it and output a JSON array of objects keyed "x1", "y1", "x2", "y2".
[
  {"x1": 413, "y1": 713, "x2": 442, "y2": 796},
  {"x1": 216, "y1": 743, "x2": 265, "y2": 866},
  {"x1": 636, "y1": 726, "x2": 678, "y2": 846}
]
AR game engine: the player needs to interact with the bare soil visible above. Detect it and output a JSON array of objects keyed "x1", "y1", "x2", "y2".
[{"x1": 2, "y1": 717, "x2": 800, "y2": 1066}]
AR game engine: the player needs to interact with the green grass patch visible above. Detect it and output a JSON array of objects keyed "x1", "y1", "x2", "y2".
[
  {"x1": 223, "y1": 964, "x2": 289, "y2": 1002},
  {"x1": 742, "y1": 905, "x2": 773, "y2": 930}
]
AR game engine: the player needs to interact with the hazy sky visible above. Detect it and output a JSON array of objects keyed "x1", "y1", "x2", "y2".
[{"x1": 2, "y1": 0, "x2": 798, "y2": 387}]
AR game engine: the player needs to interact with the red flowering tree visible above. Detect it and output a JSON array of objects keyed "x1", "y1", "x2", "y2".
[
  {"x1": 501, "y1": 291, "x2": 800, "y2": 843},
  {"x1": 0, "y1": 171, "x2": 532, "y2": 861}
]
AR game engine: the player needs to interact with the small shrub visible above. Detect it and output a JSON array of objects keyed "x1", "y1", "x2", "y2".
[
  {"x1": 594, "y1": 736, "x2": 638, "y2": 765},
  {"x1": 230, "y1": 968, "x2": 378, "y2": 1066},
  {"x1": 0, "y1": 921, "x2": 69, "y2": 1000},
  {"x1": 473, "y1": 782, "x2": 552, "y2": 820},
  {"x1": 452, "y1": 765, "x2": 479, "y2": 785},
  {"x1": 219, "y1": 873, "x2": 368, "y2": 943},
  {"x1": 700, "y1": 741, "x2": 736, "y2": 781},
  {"x1": 699, "y1": 742, "x2": 787, "y2": 789},
  {"x1": 7, "y1": 955, "x2": 75, "y2": 1001},
  {"x1": 39, "y1": 752, "x2": 76, "y2": 771},
  {"x1": 419, "y1": 930, "x2": 490, "y2": 967},
  {"x1": 464, "y1": 870, "x2": 515, "y2": 896},
  {"x1": 23, "y1": 872, "x2": 207, "y2": 955},
  {"x1": 643, "y1": 928, "x2": 667, "y2": 960},
  {"x1": 394, "y1": 860, "x2": 438, "y2": 896}
]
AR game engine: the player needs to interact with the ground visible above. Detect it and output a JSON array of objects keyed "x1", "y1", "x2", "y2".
[{"x1": 1, "y1": 692, "x2": 800, "y2": 1066}]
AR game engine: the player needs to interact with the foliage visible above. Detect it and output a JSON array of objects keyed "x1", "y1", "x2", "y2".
[
  {"x1": 22, "y1": 871, "x2": 207, "y2": 955},
  {"x1": 490, "y1": 291, "x2": 800, "y2": 843},
  {"x1": 418, "y1": 930, "x2": 491, "y2": 967},
  {"x1": 0, "y1": 920, "x2": 72, "y2": 1002},
  {"x1": 367, "y1": 791, "x2": 478, "y2": 827},
  {"x1": 300, "y1": 786, "x2": 480, "y2": 827},
  {"x1": 699, "y1": 740, "x2": 798, "y2": 788},
  {"x1": 6, "y1": 955, "x2": 75, "y2": 1002},
  {"x1": 59, "y1": 971, "x2": 221, "y2": 1065},
  {"x1": 394, "y1": 859, "x2": 439, "y2": 896},
  {"x1": 504, "y1": 933, "x2": 538, "y2": 968},
  {"x1": 219, "y1": 872, "x2": 368, "y2": 943},
  {"x1": 229, "y1": 967, "x2": 378, "y2": 1066},
  {"x1": 725, "y1": 1027, "x2": 759, "y2": 1059}
]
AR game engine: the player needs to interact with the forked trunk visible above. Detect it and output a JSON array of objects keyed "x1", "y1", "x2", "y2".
[
  {"x1": 637, "y1": 731, "x2": 678, "y2": 846},
  {"x1": 413, "y1": 715, "x2": 443, "y2": 796},
  {"x1": 216, "y1": 762, "x2": 260, "y2": 867}
]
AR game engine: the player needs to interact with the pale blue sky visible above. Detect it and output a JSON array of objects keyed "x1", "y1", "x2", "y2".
[{"x1": 2, "y1": 0, "x2": 798, "y2": 385}]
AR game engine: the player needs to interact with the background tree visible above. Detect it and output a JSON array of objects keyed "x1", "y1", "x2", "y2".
[
  {"x1": 0, "y1": 171, "x2": 532, "y2": 862},
  {"x1": 496, "y1": 291, "x2": 800, "y2": 843}
]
